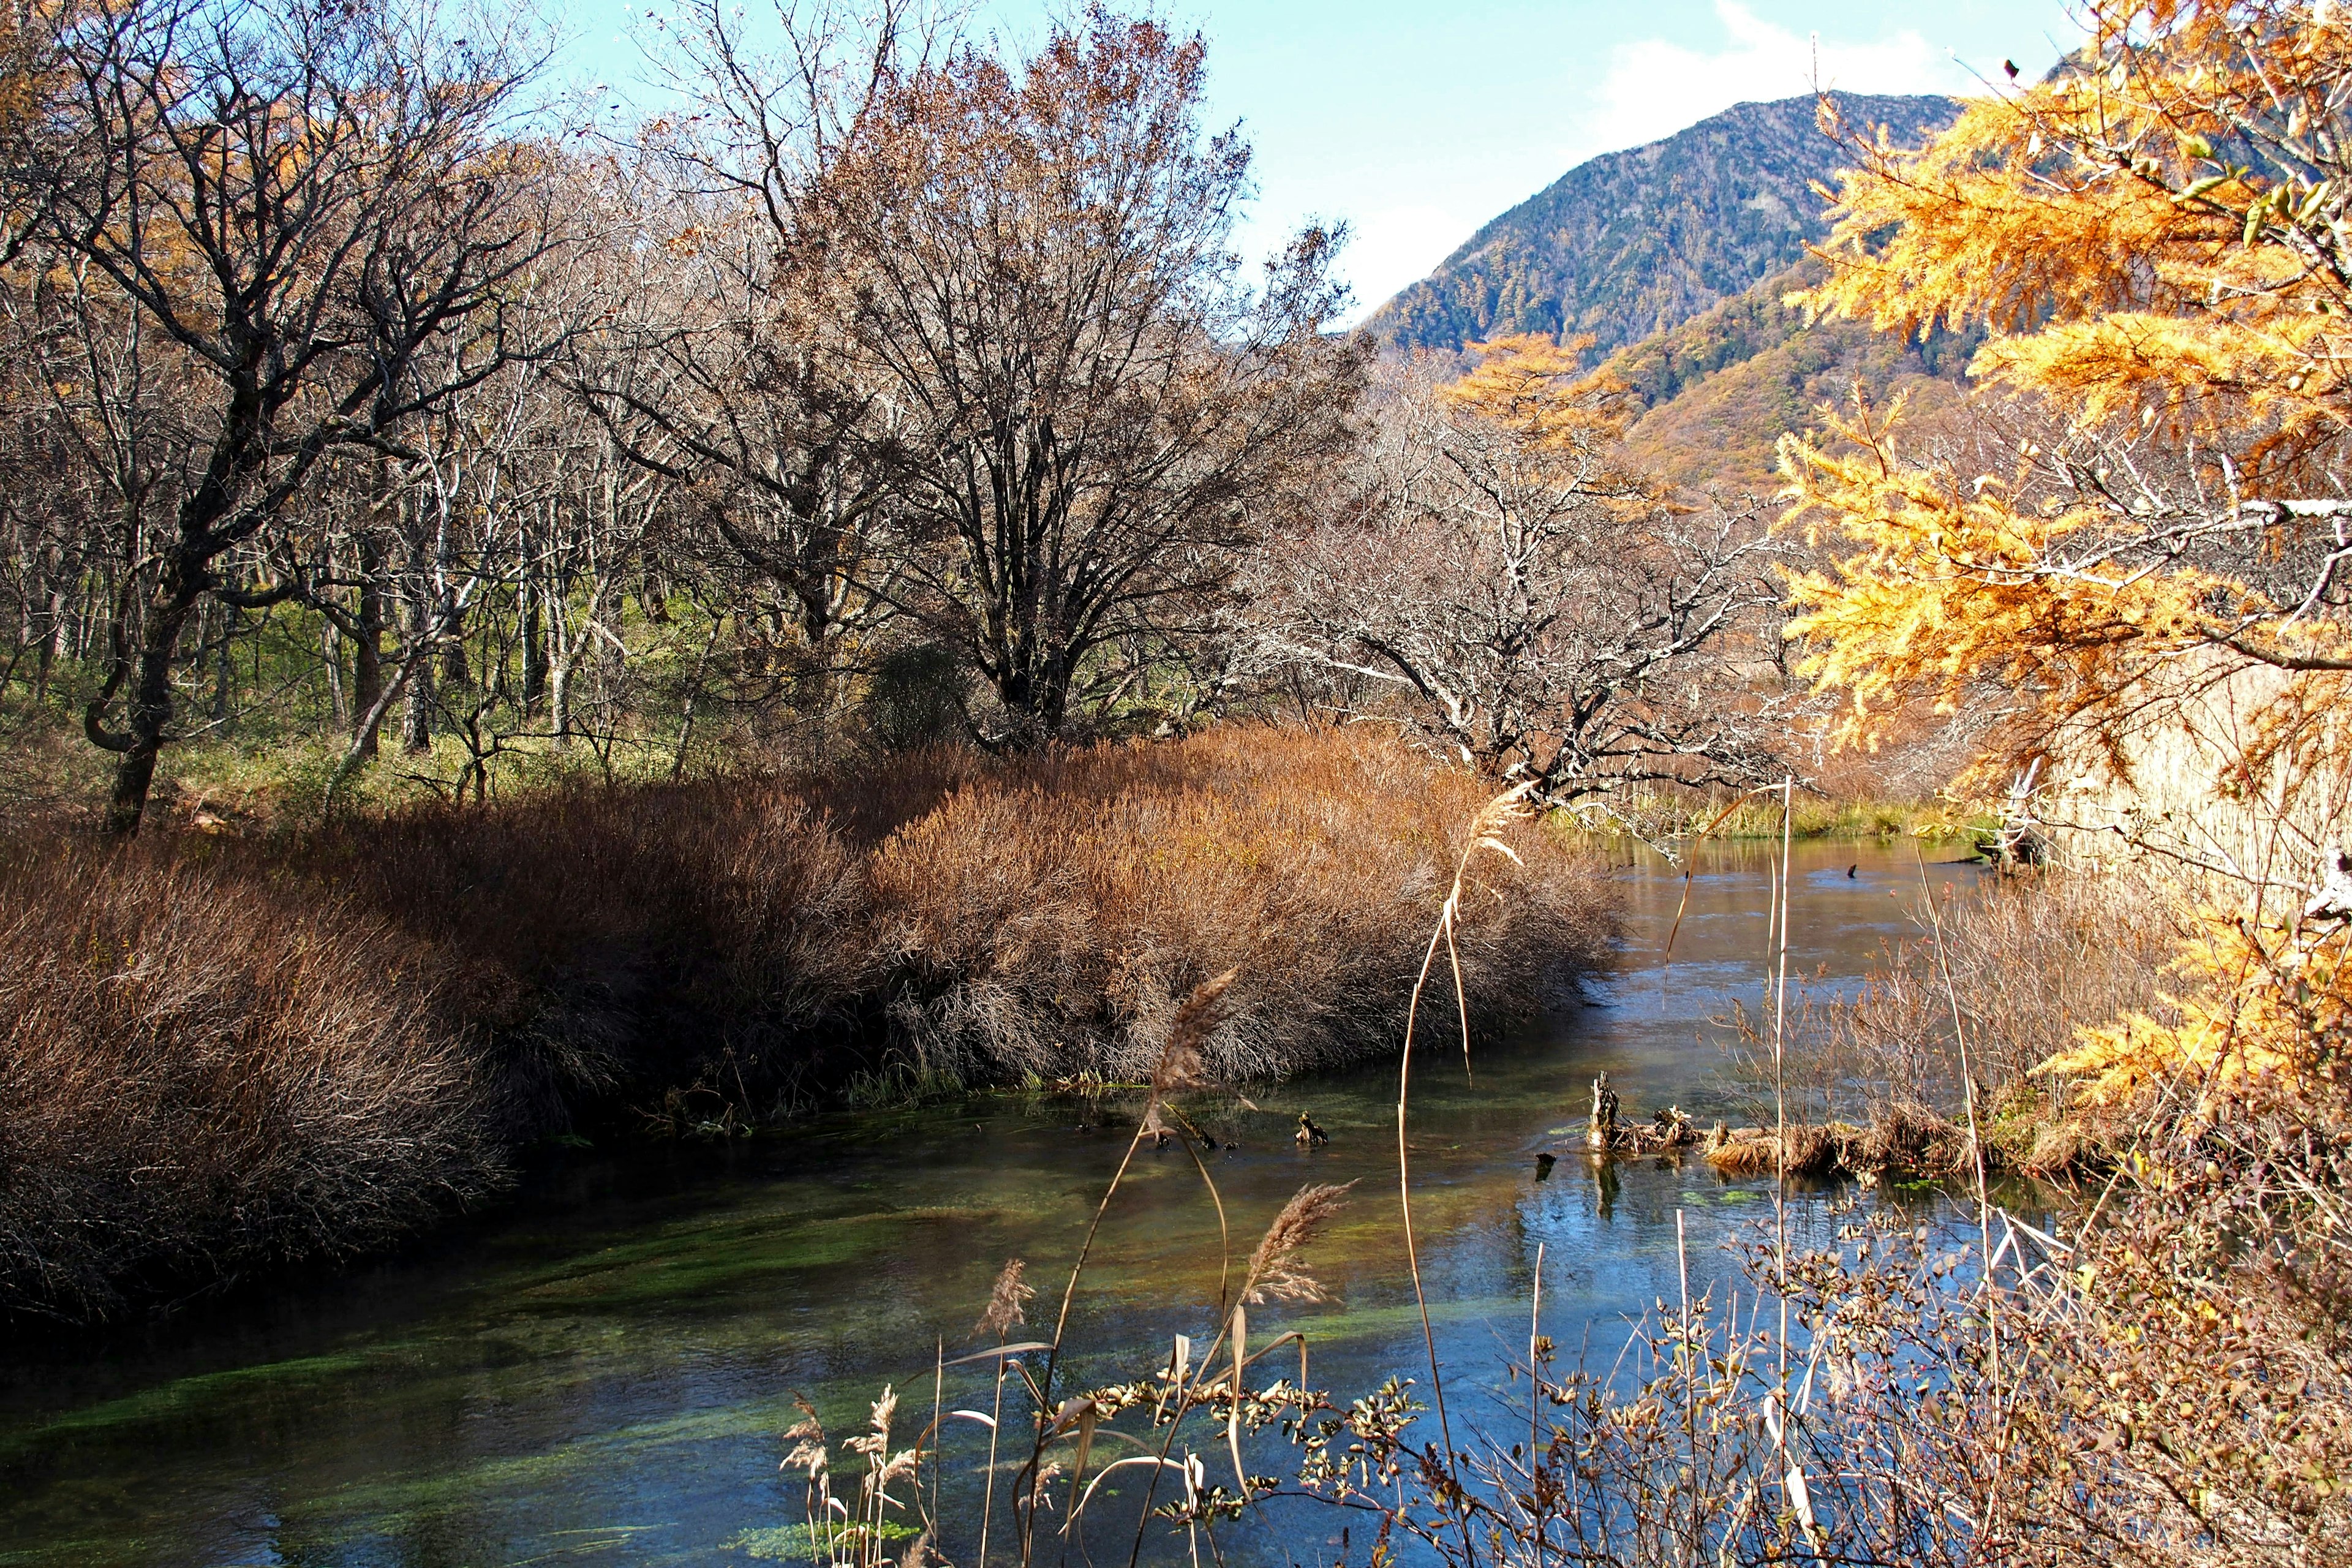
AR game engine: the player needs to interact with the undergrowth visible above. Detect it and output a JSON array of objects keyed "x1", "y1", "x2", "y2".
[{"x1": 0, "y1": 726, "x2": 1613, "y2": 1323}]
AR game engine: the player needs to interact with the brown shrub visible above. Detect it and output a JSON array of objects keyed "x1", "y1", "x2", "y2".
[
  {"x1": 1752, "y1": 867, "x2": 2177, "y2": 1172},
  {"x1": 288, "y1": 782, "x2": 875, "y2": 1128},
  {"x1": 0, "y1": 726, "x2": 1619, "y2": 1322},
  {"x1": 0, "y1": 848, "x2": 502, "y2": 1322},
  {"x1": 864, "y1": 726, "x2": 1615, "y2": 1082}
]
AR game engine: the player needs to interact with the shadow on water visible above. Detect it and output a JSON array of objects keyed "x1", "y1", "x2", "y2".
[{"x1": 0, "y1": 841, "x2": 2002, "y2": 1567}]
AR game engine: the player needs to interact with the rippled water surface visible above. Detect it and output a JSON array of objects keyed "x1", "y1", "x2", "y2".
[{"x1": 0, "y1": 840, "x2": 1985, "y2": 1566}]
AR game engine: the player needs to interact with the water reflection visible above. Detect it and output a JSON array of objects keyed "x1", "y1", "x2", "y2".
[{"x1": 0, "y1": 841, "x2": 1986, "y2": 1567}]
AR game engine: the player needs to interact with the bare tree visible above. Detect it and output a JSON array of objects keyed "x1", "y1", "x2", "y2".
[
  {"x1": 812, "y1": 11, "x2": 1365, "y2": 745},
  {"x1": 30, "y1": 0, "x2": 563, "y2": 832},
  {"x1": 570, "y1": 166, "x2": 902, "y2": 750},
  {"x1": 1282, "y1": 351, "x2": 1785, "y2": 805}
]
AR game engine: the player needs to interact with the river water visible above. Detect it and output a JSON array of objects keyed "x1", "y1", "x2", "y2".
[{"x1": 0, "y1": 841, "x2": 1985, "y2": 1567}]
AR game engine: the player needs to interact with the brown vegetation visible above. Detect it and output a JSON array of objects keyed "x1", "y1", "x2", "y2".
[
  {"x1": 834, "y1": 804, "x2": 2347, "y2": 1568},
  {"x1": 1788, "y1": 868, "x2": 2176, "y2": 1175},
  {"x1": 864, "y1": 727, "x2": 1610, "y2": 1082},
  {"x1": 0, "y1": 727, "x2": 1613, "y2": 1323},
  {"x1": 0, "y1": 851, "x2": 503, "y2": 1322}
]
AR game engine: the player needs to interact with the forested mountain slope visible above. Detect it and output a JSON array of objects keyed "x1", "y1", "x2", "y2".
[
  {"x1": 1609, "y1": 257, "x2": 1985, "y2": 492},
  {"x1": 1366, "y1": 92, "x2": 1958, "y2": 356}
]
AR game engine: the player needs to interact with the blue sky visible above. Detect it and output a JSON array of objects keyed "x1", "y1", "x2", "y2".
[{"x1": 556, "y1": 1, "x2": 2078, "y2": 322}]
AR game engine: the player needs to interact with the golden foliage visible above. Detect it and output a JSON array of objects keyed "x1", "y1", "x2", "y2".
[
  {"x1": 1779, "y1": 1, "x2": 2352, "y2": 1104},
  {"x1": 2043, "y1": 907, "x2": 2351, "y2": 1102},
  {"x1": 1795, "y1": 2, "x2": 2352, "y2": 469},
  {"x1": 1444, "y1": 331, "x2": 1633, "y2": 447}
]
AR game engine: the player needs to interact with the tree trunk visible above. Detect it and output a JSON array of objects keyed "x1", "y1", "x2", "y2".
[
  {"x1": 353, "y1": 530, "x2": 385, "y2": 760},
  {"x1": 102, "y1": 561, "x2": 203, "y2": 836},
  {"x1": 322, "y1": 616, "x2": 347, "y2": 728},
  {"x1": 402, "y1": 587, "x2": 435, "y2": 754},
  {"x1": 441, "y1": 615, "x2": 470, "y2": 688},
  {"x1": 34, "y1": 587, "x2": 62, "y2": 701},
  {"x1": 211, "y1": 603, "x2": 236, "y2": 725},
  {"x1": 520, "y1": 571, "x2": 546, "y2": 714}
]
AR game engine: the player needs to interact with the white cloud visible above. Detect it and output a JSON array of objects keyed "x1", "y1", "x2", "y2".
[{"x1": 1570, "y1": 1, "x2": 1966, "y2": 167}]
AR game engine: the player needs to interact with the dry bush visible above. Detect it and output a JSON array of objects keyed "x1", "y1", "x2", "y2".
[
  {"x1": 1756, "y1": 869, "x2": 2178, "y2": 1172},
  {"x1": 863, "y1": 726, "x2": 1615, "y2": 1082},
  {"x1": 0, "y1": 848, "x2": 503, "y2": 1322},
  {"x1": 0, "y1": 726, "x2": 1619, "y2": 1322},
  {"x1": 291, "y1": 782, "x2": 876, "y2": 1128}
]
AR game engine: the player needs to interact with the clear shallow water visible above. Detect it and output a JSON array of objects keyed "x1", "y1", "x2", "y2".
[{"x1": 0, "y1": 841, "x2": 1985, "y2": 1567}]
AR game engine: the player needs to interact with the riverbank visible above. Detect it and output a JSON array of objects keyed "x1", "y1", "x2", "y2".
[
  {"x1": 0, "y1": 728, "x2": 1613, "y2": 1325},
  {"x1": 0, "y1": 839, "x2": 1939, "y2": 1567}
]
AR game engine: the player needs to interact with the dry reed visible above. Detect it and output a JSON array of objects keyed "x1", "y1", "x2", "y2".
[
  {"x1": 1, "y1": 725, "x2": 1617, "y2": 1323},
  {"x1": 0, "y1": 847, "x2": 503, "y2": 1321},
  {"x1": 1754, "y1": 866, "x2": 2179, "y2": 1174},
  {"x1": 867, "y1": 727, "x2": 1613, "y2": 1085}
]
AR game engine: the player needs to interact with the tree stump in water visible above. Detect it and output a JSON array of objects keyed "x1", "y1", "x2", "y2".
[{"x1": 1588, "y1": 1072, "x2": 1619, "y2": 1153}]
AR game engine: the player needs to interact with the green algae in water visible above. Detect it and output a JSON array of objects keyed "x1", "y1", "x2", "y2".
[
  {"x1": 732, "y1": 1522, "x2": 918, "y2": 1559},
  {"x1": 21, "y1": 1351, "x2": 375, "y2": 1442}
]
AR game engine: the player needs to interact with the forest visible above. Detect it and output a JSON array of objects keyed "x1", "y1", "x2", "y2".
[{"x1": 1, "y1": 2, "x2": 2349, "y2": 1567}]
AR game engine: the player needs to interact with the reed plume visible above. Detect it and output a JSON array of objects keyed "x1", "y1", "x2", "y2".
[
  {"x1": 973, "y1": 1257, "x2": 1033, "y2": 1341},
  {"x1": 1142, "y1": 968, "x2": 1237, "y2": 1146},
  {"x1": 1152, "y1": 968, "x2": 1237, "y2": 1098},
  {"x1": 1241, "y1": 1182, "x2": 1354, "y2": 1305},
  {"x1": 782, "y1": 1396, "x2": 827, "y2": 1480}
]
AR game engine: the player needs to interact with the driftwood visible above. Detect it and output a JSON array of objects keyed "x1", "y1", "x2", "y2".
[
  {"x1": 1566, "y1": 1079, "x2": 1997, "y2": 1181},
  {"x1": 1585, "y1": 1073, "x2": 1702, "y2": 1155}
]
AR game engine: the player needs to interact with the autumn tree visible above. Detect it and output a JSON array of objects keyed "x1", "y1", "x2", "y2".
[
  {"x1": 1784, "y1": 0, "x2": 2352, "y2": 1092},
  {"x1": 26, "y1": 0, "x2": 562, "y2": 832},
  {"x1": 812, "y1": 9, "x2": 1364, "y2": 747},
  {"x1": 576, "y1": 2, "x2": 927, "y2": 750},
  {"x1": 1774, "y1": 17, "x2": 2352, "y2": 1563},
  {"x1": 1284, "y1": 334, "x2": 1783, "y2": 807}
]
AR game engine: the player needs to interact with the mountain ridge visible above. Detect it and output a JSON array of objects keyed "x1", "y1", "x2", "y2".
[{"x1": 1366, "y1": 92, "x2": 1961, "y2": 356}]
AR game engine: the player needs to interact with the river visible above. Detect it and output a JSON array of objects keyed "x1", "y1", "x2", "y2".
[{"x1": 0, "y1": 840, "x2": 1987, "y2": 1566}]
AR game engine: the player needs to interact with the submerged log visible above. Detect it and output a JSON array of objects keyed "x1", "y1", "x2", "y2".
[
  {"x1": 1583, "y1": 1075, "x2": 1703, "y2": 1156},
  {"x1": 1559, "y1": 1090, "x2": 2053, "y2": 1182}
]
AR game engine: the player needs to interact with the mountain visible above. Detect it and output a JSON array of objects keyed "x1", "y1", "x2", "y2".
[
  {"x1": 1365, "y1": 93, "x2": 1960, "y2": 356},
  {"x1": 1607, "y1": 256, "x2": 1985, "y2": 492}
]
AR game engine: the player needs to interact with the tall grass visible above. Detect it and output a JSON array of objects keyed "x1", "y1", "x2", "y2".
[
  {"x1": 1735, "y1": 866, "x2": 2179, "y2": 1172},
  {"x1": 0, "y1": 726, "x2": 1615, "y2": 1324},
  {"x1": 867, "y1": 728, "x2": 1611, "y2": 1083},
  {"x1": 0, "y1": 848, "x2": 503, "y2": 1322}
]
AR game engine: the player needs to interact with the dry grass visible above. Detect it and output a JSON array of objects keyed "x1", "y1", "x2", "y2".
[
  {"x1": 0, "y1": 846, "x2": 503, "y2": 1322},
  {"x1": 1723, "y1": 865, "x2": 2178, "y2": 1176},
  {"x1": 290, "y1": 781, "x2": 875, "y2": 1130},
  {"x1": 0, "y1": 725, "x2": 1616, "y2": 1323},
  {"x1": 864, "y1": 726, "x2": 1614, "y2": 1084}
]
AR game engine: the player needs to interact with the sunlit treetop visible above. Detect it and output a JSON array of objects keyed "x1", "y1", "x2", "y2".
[
  {"x1": 1442, "y1": 331, "x2": 1633, "y2": 448},
  {"x1": 1784, "y1": 0, "x2": 2352, "y2": 753},
  {"x1": 1798, "y1": 0, "x2": 2352, "y2": 477}
]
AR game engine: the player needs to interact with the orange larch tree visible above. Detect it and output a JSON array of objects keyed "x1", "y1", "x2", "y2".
[{"x1": 1781, "y1": 0, "x2": 2352, "y2": 1099}]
